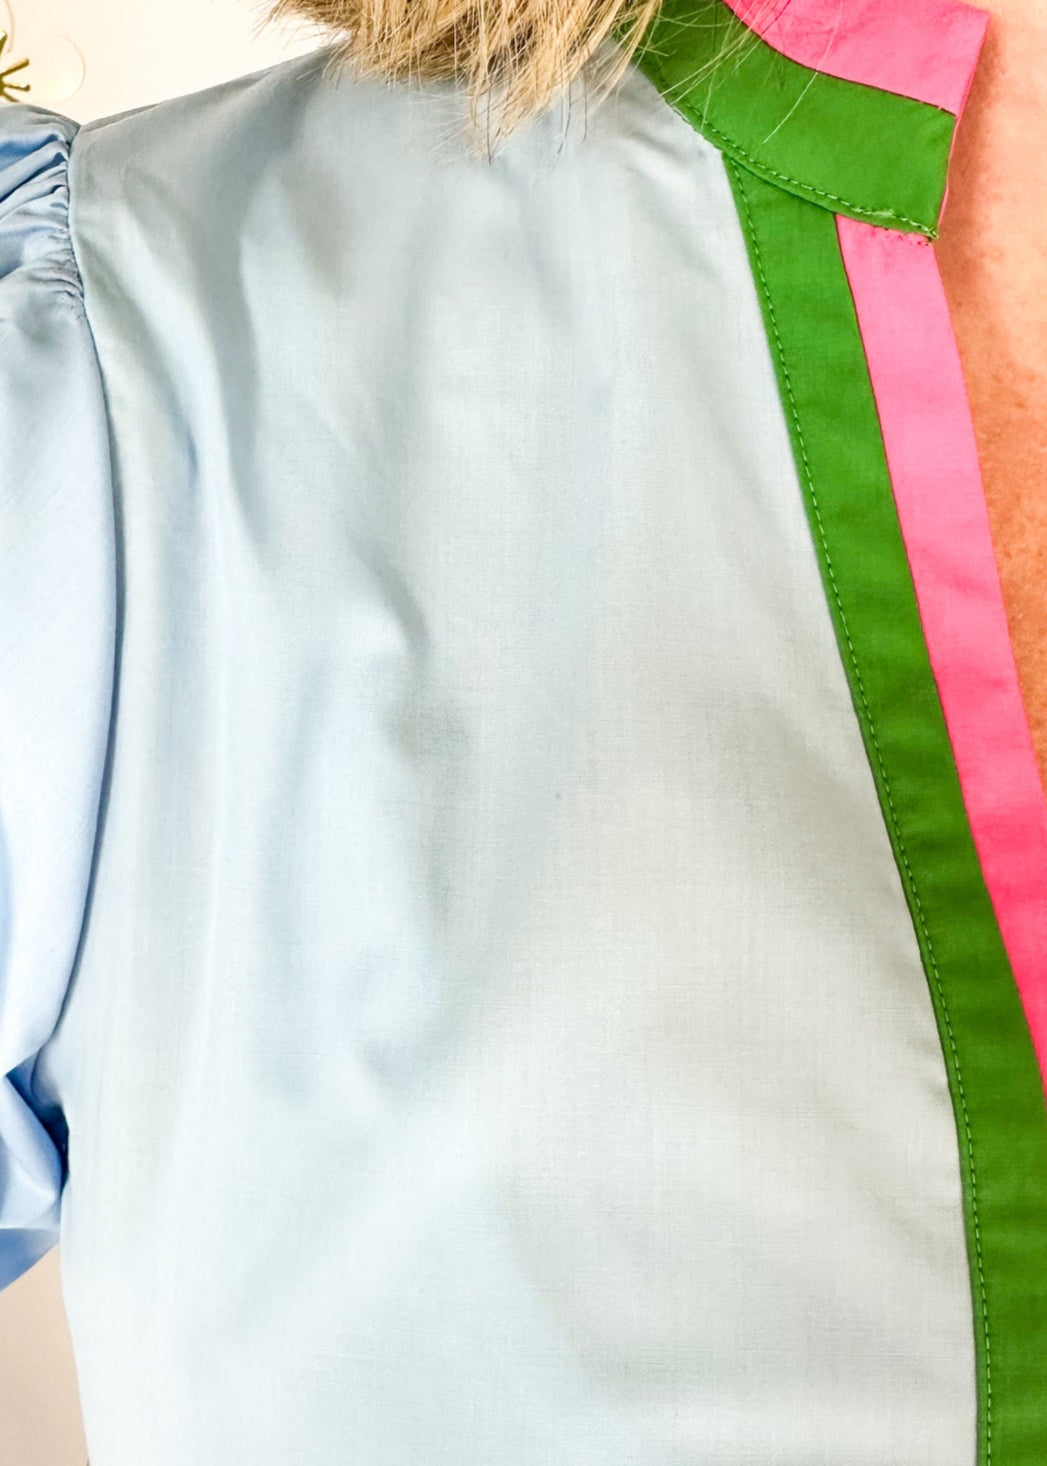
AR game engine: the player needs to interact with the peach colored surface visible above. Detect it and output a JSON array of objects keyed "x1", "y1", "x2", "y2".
[
  {"x1": 0, "y1": 1251, "x2": 87, "y2": 1465},
  {"x1": 935, "y1": 0, "x2": 1047, "y2": 796}
]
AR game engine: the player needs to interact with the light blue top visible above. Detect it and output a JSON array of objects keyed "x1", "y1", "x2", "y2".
[
  {"x1": 0, "y1": 105, "x2": 115, "y2": 1292},
  {"x1": 0, "y1": 45, "x2": 975, "y2": 1464}
]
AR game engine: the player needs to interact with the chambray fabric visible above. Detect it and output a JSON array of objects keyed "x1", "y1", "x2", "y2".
[{"x1": 3, "y1": 41, "x2": 975, "y2": 1464}]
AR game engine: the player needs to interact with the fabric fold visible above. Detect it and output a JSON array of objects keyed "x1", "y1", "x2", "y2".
[{"x1": 0, "y1": 102, "x2": 116, "y2": 1291}]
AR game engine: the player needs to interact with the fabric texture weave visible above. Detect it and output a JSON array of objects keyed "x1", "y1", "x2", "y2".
[{"x1": 2, "y1": 0, "x2": 1046, "y2": 1460}]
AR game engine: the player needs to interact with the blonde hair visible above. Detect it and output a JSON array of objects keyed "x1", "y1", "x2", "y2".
[{"x1": 258, "y1": 0, "x2": 666, "y2": 153}]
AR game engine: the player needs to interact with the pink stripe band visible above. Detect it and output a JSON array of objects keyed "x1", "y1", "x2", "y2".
[
  {"x1": 837, "y1": 214, "x2": 1047, "y2": 1092},
  {"x1": 721, "y1": 0, "x2": 989, "y2": 117}
]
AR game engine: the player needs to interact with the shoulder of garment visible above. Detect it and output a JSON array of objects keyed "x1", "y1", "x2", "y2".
[{"x1": 0, "y1": 100, "x2": 116, "y2": 1294}]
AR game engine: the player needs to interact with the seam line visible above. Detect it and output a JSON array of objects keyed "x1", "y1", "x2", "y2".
[
  {"x1": 726, "y1": 154, "x2": 991, "y2": 1464},
  {"x1": 640, "y1": 49, "x2": 938, "y2": 237}
]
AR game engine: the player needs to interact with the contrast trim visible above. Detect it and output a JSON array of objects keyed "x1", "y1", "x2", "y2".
[
  {"x1": 723, "y1": 158, "x2": 1047, "y2": 1466},
  {"x1": 718, "y1": 0, "x2": 989, "y2": 117},
  {"x1": 621, "y1": 0, "x2": 972, "y2": 237},
  {"x1": 837, "y1": 216, "x2": 1047, "y2": 1103}
]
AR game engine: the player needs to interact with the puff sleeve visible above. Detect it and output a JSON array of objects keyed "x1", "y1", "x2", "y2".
[{"x1": 0, "y1": 103, "x2": 116, "y2": 1292}]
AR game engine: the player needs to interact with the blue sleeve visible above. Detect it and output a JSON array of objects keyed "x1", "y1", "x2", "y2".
[{"x1": 0, "y1": 103, "x2": 116, "y2": 1293}]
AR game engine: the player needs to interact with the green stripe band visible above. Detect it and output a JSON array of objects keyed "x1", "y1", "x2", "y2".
[
  {"x1": 616, "y1": 0, "x2": 959, "y2": 237},
  {"x1": 722, "y1": 158, "x2": 1047, "y2": 1466}
]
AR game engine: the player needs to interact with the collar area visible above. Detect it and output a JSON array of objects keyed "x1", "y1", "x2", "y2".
[{"x1": 618, "y1": 0, "x2": 990, "y2": 238}]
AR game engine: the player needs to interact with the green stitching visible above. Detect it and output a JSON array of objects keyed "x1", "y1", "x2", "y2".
[
  {"x1": 724, "y1": 154, "x2": 989, "y2": 1459},
  {"x1": 637, "y1": 48, "x2": 939, "y2": 238}
]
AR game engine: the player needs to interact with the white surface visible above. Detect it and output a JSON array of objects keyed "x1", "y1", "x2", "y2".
[{"x1": 7, "y1": 0, "x2": 325, "y2": 118}]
